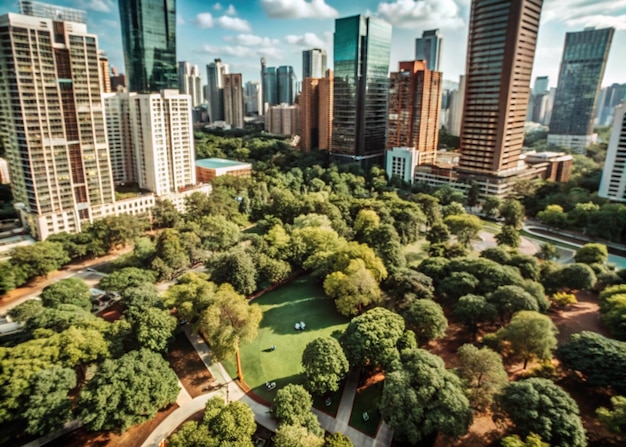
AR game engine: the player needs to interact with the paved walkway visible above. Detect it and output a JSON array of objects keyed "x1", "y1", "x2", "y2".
[{"x1": 142, "y1": 329, "x2": 393, "y2": 447}]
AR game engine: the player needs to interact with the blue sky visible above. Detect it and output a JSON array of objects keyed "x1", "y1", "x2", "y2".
[{"x1": 2, "y1": 0, "x2": 625, "y2": 90}]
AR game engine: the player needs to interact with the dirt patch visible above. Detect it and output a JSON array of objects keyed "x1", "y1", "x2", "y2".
[
  {"x1": 98, "y1": 301, "x2": 123, "y2": 323},
  {"x1": 550, "y1": 291, "x2": 611, "y2": 345},
  {"x1": 168, "y1": 334, "x2": 214, "y2": 398},
  {"x1": 47, "y1": 403, "x2": 178, "y2": 447}
]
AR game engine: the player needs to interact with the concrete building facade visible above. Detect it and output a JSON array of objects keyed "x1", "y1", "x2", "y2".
[
  {"x1": 302, "y1": 49, "x2": 327, "y2": 79},
  {"x1": 223, "y1": 74, "x2": 244, "y2": 129},
  {"x1": 599, "y1": 103, "x2": 626, "y2": 202}
]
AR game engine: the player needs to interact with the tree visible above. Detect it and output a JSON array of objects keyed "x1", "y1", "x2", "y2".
[
  {"x1": 10, "y1": 241, "x2": 69, "y2": 283},
  {"x1": 454, "y1": 294, "x2": 497, "y2": 337},
  {"x1": 597, "y1": 395, "x2": 626, "y2": 434},
  {"x1": 488, "y1": 285, "x2": 540, "y2": 323},
  {"x1": 273, "y1": 384, "x2": 323, "y2": 436},
  {"x1": 164, "y1": 273, "x2": 217, "y2": 331},
  {"x1": 442, "y1": 201, "x2": 466, "y2": 218},
  {"x1": 0, "y1": 261, "x2": 16, "y2": 295},
  {"x1": 556, "y1": 331, "x2": 626, "y2": 394},
  {"x1": 168, "y1": 421, "x2": 214, "y2": 447},
  {"x1": 496, "y1": 225, "x2": 521, "y2": 248},
  {"x1": 341, "y1": 307, "x2": 405, "y2": 370},
  {"x1": 498, "y1": 311, "x2": 558, "y2": 369},
  {"x1": 403, "y1": 299, "x2": 448, "y2": 344},
  {"x1": 151, "y1": 199, "x2": 181, "y2": 229},
  {"x1": 324, "y1": 433, "x2": 354, "y2": 447},
  {"x1": 413, "y1": 193, "x2": 441, "y2": 227},
  {"x1": 500, "y1": 199, "x2": 525, "y2": 229},
  {"x1": 274, "y1": 425, "x2": 324, "y2": 447},
  {"x1": 536, "y1": 243, "x2": 558, "y2": 261},
  {"x1": 456, "y1": 344, "x2": 507, "y2": 409},
  {"x1": 444, "y1": 214, "x2": 482, "y2": 247},
  {"x1": 23, "y1": 366, "x2": 76, "y2": 436},
  {"x1": 204, "y1": 398, "x2": 256, "y2": 445},
  {"x1": 439, "y1": 271, "x2": 480, "y2": 301},
  {"x1": 98, "y1": 267, "x2": 156, "y2": 292},
  {"x1": 8, "y1": 299, "x2": 44, "y2": 323},
  {"x1": 483, "y1": 196, "x2": 501, "y2": 220},
  {"x1": 78, "y1": 349, "x2": 179, "y2": 432},
  {"x1": 558, "y1": 263, "x2": 596, "y2": 291},
  {"x1": 209, "y1": 248, "x2": 258, "y2": 296},
  {"x1": 41, "y1": 278, "x2": 91, "y2": 311},
  {"x1": 381, "y1": 347, "x2": 472, "y2": 444},
  {"x1": 200, "y1": 283, "x2": 262, "y2": 380},
  {"x1": 200, "y1": 214, "x2": 241, "y2": 252},
  {"x1": 151, "y1": 229, "x2": 191, "y2": 280},
  {"x1": 426, "y1": 222, "x2": 451, "y2": 245},
  {"x1": 501, "y1": 434, "x2": 550, "y2": 447},
  {"x1": 537, "y1": 205, "x2": 568, "y2": 229},
  {"x1": 323, "y1": 259, "x2": 382, "y2": 316},
  {"x1": 481, "y1": 247, "x2": 512, "y2": 265},
  {"x1": 494, "y1": 378, "x2": 586, "y2": 447},
  {"x1": 301, "y1": 337, "x2": 349, "y2": 395},
  {"x1": 126, "y1": 307, "x2": 177, "y2": 353},
  {"x1": 383, "y1": 268, "x2": 434, "y2": 310},
  {"x1": 574, "y1": 243, "x2": 608, "y2": 265}
]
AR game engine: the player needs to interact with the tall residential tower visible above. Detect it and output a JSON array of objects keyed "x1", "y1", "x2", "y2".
[
  {"x1": 302, "y1": 49, "x2": 328, "y2": 79},
  {"x1": 415, "y1": 29, "x2": 442, "y2": 72},
  {"x1": 548, "y1": 27, "x2": 614, "y2": 152},
  {"x1": 599, "y1": 102, "x2": 626, "y2": 202},
  {"x1": 119, "y1": 0, "x2": 177, "y2": 93},
  {"x1": 332, "y1": 15, "x2": 392, "y2": 165}
]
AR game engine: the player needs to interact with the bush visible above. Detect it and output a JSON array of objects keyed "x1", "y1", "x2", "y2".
[{"x1": 551, "y1": 292, "x2": 577, "y2": 308}]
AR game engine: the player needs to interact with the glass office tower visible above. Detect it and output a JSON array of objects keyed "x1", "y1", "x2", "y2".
[
  {"x1": 332, "y1": 15, "x2": 392, "y2": 164},
  {"x1": 119, "y1": 0, "x2": 177, "y2": 93}
]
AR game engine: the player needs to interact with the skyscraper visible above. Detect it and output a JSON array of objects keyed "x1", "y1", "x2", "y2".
[
  {"x1": 332, "y1": 15, "x2": 392, "y2": 164},
  {"x1": 299, "y1": 71, "x2": 334, "y2": 152},
  {"x1": 447, "y1": 75, "x2": 466, "y2": 137},
  {"x1": 415, "y1": 29, "x2": 442, "y2": 72},
  {"x1": 206, "y1": 58, "x2": 229, "y2": 122},
  {"x1": 99, "y1": 51, "x2": 111, "y2": 93},
  {"x1": 596, "y1": 83, "x2": 626, "y2": 127},
  {"x1": 119, "y1": 0, "x2": 177, "y2": 93},
  {"x1": 262, "y1": 65, "x2": 277, "y2": 110},
  {"x1": 223, "y1": 74, "x2": 244, "y2": 129},
  {"x1": 302, "y1": 49, "x2": 328, "y2": 79},
  {"x1": 599, "y1": 102, "x2": 626, "y2": 202},
  {"x1": 277, "y1": 66, "x2": 297, "y2": 105},
  {"x1": 244, "y1": 81, "x2": 261, "y2": 115},
  {"x1": 459, "y1": 0, "x2": 543, "y2": 176},
  {"x1": 0, "y1": 6, "x2": 116, "y2": 239},
  {"x1": 387, "y1": 61, "x2": 442, "y2": 166},
  {"x1": 548, "y1": 27, "x2": 614, "y2": 152},
  {"x1": 533, "y1": 76, "x2": 549, "y2": 94},
  {"x1": 178, "y1": 62, "x2": 203, "y2": 107}
]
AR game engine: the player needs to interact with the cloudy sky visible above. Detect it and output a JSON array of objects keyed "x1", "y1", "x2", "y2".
[{"x1": 2, "y1": 0, "x2": 625, "y2": 89}]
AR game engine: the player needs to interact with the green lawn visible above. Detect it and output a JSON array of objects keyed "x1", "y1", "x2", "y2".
[
  {"x1": 223, "y1": 276, "x2": 350, "y2": 403},
  {"x1": 349, "y1": 379, "x2": 383, "y2": 436}
]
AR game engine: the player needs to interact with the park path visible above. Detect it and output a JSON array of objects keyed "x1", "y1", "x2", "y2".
[{"x1": 141, "y1": 329, "x2": 393, "y2": 447}]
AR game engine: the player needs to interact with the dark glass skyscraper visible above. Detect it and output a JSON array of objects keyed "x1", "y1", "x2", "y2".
[
  {"x1": 119, "y1": 0, "x2": 177, "y2": 93},
  {"x1": 548, "y1": 27, "x2": 614, "y2": 152},
  {"x1": 277, "y1": 65, "x2": 297, "y2": 104},
  {"x1": 415, "y1": 29, "x2": 442, "y2": 72},
  {"x1": 332, "y1": 15, "x2": 392, "y2": 164}
]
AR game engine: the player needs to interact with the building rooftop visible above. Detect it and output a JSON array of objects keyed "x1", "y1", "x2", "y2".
[{"x1": 196, "y1": 158, "x2": 251, "y2": 169}]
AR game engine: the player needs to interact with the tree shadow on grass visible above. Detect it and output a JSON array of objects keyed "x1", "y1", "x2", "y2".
[{"x1": 249, "y1": 373, "x2": 302, "y2": 404}]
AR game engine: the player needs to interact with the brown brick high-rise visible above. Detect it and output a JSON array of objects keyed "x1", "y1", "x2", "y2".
[
  {"x1": 459, "y1": 0, "x2": 543, "y2": 175},
  {"x1": 387, "y1": 61, "x2": 442, "y2": 166},
  {"x1": 300, "y1": 71, "x2": 333, "y2": 151}
]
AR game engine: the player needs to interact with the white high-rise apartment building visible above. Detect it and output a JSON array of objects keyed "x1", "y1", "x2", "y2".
[
  {"x1": 178, "y1": 61, "x2": 203, "y2": 107},
  {"x1": 0, "y1": 8, "x2": 118, "y2": 239},
  {"x1": 104, "y1": 90, "x2": 196, "y2": 196},
  {"x1": 599, "y1": 102, "x2": 626, "y2": 202},
  {"x1": 302, "y1": 48, "x2": 327, "y2": 80}
]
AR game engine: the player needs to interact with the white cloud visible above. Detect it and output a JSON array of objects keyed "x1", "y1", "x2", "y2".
[
  {"x1": 542, "y1": 0, "x2": 626, "y2": 24},
  {"x1": 198, "y1": 44, "x2": 282, "y2": 60},
  {"x1": 565, "y1": 14, "x2": 626, "y2": 30},
  {"x1": 213, "y1": 2, "x2": 223, "y2": 11},
  {"x1": 261, "y1": 0, "x2": 338, "y2": 19},
  {"x1": 194, "y1": 13, "x2": 214, "y2": 29},
  {"x1": 216, "y1": 16, "x2": 251, "y2": 32},
  {"x1": 226, "y1": 4, "x2": 237, "y2": 16},
  {"x1": 225, "y1": 34, "x2": 280, "y2": 47},
  {"x1": 75, "y1": 0, "x2": 115, "y2": 13},
  {"x1": 375, "y1": 0, "x2": 465, "y2": 29},
  {"x1": 177, "y1": 16, "x2": 185, "y2": 25},
  {"x1": 285, "y1": 32, "x2": 326, "y2": 48}
]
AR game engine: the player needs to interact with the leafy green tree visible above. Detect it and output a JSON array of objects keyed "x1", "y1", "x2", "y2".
[
  {"x1": 413, "y1": 193, "x2": 441, "y2": 227},
  {"x1": 403, "y1": 299, "x2": 447, "y2": 344},
  {"x1": 574, "y1": 243, "x2": 608, "y2": 265},
  {"x1": 365, "y1": 223, "x2": 406, "y2": 273},
  {"x1": 442, "y1": 201, "x2": 466, "y2": 218},
  {"x1": 24, "y1": 304, "x2": 102, "y2": 333},
  {"x1": 597, "y1": 395, "x2": 626, "y2": 434},
  {"x1": 200, "y1": 283, "x2": 262, "y2": 380},
  {"x1": 256, "y1": 253, "x2": 292, "y2": 285},
  {"x1": 273, "y1": 384, "x2": 323, "y2": 437},
  {"x1": 164, "y1": 273, "x2": 216, "y2": 331},
  {"x1": 434, "y1": 185, "x2": 465, "y2": 206},
  {"x1": 11, "y1": 241, "x2": 70, "y2": 283},
  {"x1": 444, "y1": 214, "x2": 482, "y2": 247},
  {"x1": 200, "y1": 214, "x2": 241, "y2": 252},
  {"x1": 416, "y1": 256, "x2": 450, "y2": 285},
  {"x1": 0, "y1": 261, "x2": 16, "y2": 294},
  {"x1": 126, "y1": 307, "x2": 177, "y2": 353},
  {"x1": 439, "y1": 271, "x2": 480, "y2": 301},
  {"x1": 152, "y1": 199, "x2": 181, "y2": 229},
  {"x1": 509, "y1": 255, "x2": 541, "y2": 282},
  {"x1": 8, "y1": 299, "x2": 44, "y2": 323},
  {"x1": 168, "y1": 421, "x2": 214, "y2": 447},
  {"x1": 209, "y1": 248, "x2": 258, "y2": 295},
  {"x1": 204, "y1": 398, "x2": 256, "y2": 445},
  {"x1": 496, "y1": 225, "x2": 521, "y2": 248},
  {"x1": 600, "y1": 293, "x2": 626, "y2": 340},
  {"x1": 324, "y1": 433, "x2": 354, "y2": 447},
  {"x1": 78, "y1": 349, "x2": 179, "y2": 432},
  {"x1": 323, "y1": 259, "x2": 382, "y2": 316},
  {"x1": 383, "y1": 268, "x2": 434, "y2": 311},
  {"x1": 301, "y1": 337, "x2": 349, "y2": 395},
  {"x1": 41, "y1": 278, "x2": 91, "y2": 311},
  {"x1": 23, "y1": 366, "x2": 76, "y2": 436},
  {"x1": 494, "y1": 378, "x2": 585, "y2": 447},
  {"x1": 341, "y1": 307, "x2": 405, "y2": 370},
  {"x1": 536, "y1": 243, "x2": 558, "y2": 261},
  {"x1": 381, "y1": 347, "x2": 472, "y2": 444},
  {"x1": 557, "y1": 331, "x2": 626, "y2": 394},
  {"x1": 537, "y1": 205, "x2": 568, "y2": 229},
  {"x1": 56, "y1": 326, "x2": 110, "y2": 368},
  {"x1": 483, "y1": 196, "x2": 501, "y2": 220},
  {"x1": 98, "y1": 267, "x2": 156, "y2": 292},
  {"x1": 498, "y1": 311, "x2": 558, "y2": 369},
  {"x1": 426, "y1": 222, "x2": 451, "y2": 245},
  {"x1": 481, "y1": 247, "x2": 512, "y2": 264},
  {"x1": 454, "y1": 294, "x2": 497, "y2": 337},
  {"x1": 500, "y1": 199, "x2": 525, "y2": 229},
  {"x1": 274, "y1": 425, "x2": 324, "y2": 447},
  {"x1": 488, "y1": 285, "x2": 540, "y2": 323},
  {"x1": 558, "y1": 263, "x2": 596, "y2": 291},
  {"x1": 151, "y1": 229, "x2": 191, "y2": 280},
  {"x1": 501, "y1": 433, "x2": 550, "y2": 447},
  {"x1": 456, "y1": 344, "x2": 507, "y2": 409}
]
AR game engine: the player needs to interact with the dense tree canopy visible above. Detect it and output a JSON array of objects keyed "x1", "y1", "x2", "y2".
[
  {"x1": 402, "y1": 299, "x2": 448, "y2": 344},
  {"x1": 301, "y1": 337, "x2": 349, "y2": 395},
  {"x1": 41, "y1": 278, "x2": 91, "y2": 311},
  {"x1": 273, "y1": 384, "x2": 323, "y2": 437},
  {"x1": 497, "y1": 311, "x2": 558, "y2": 369},
  {"x1": 456, "y1": 344, "x2": 507, "y2": 409}
]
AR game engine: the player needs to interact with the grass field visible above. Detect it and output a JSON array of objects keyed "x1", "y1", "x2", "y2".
[
  {"x1": 223, "y1": 276, "x2": 350, "y2": 402},
  {"x1": 349, "y1": 380, "x2": 383, "y2": 436}
]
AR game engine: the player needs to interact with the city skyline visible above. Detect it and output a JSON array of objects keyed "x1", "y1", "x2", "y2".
[{"x1": 1, "y1": 0, "x2": 622, "y2": 90}]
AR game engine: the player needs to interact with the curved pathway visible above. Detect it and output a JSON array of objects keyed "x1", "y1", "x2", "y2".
[{"x1": 141, "y1": 328, "x2": 393, "y2": 447}]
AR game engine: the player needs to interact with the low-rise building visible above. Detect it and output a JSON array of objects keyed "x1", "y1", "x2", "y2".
[{"x1": 196, "y1": 159, "x2": 252, "y2": 183}]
